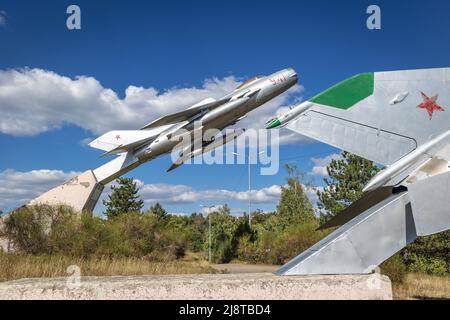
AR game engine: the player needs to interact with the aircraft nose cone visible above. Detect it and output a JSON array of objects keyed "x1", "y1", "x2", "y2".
[
  {"x1": 265, "y1": 118, "x2": 282, "y2": 129},
  {"x1": 287, "y1": 68, "x2": 297, "y2": 81}
]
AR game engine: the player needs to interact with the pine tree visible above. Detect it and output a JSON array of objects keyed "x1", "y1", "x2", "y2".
[
  {"x1": 103, "y1": 177, "x2": 144, "y2": 219},
  {"x1": 317, "y1": 151, "x2": 379, "y2": 222},
  {"x1": 277, "y1": 164, "x2": 316, "y2": 226},
  {"x1": 148, "y1": 202, "x2": 168, "y2": 220}
]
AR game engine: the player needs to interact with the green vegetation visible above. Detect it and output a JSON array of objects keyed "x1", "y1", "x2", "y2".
[
  {"x1": 317, "y1": 151, "x2": 379, "y2": 222},
  {"x1": 103, "y1": 177, "x2": 144, "y2": 219},
  {"x1": 1, "y1": 205, "x2": 186, "y2": 260},
  {"x1": 0, "y1": 153, "x2": 448, "y2": 284}
]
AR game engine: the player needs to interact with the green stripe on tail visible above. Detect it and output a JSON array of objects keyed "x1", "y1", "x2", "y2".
[{"x1": 309, "y1": 72, "x2": 374, "y2": 109}]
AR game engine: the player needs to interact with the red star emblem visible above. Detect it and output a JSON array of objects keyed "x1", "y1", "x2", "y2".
[
  {"x1": 115, "y1": 135, "x2": 121, "y2": 140},
  {"x1": 417, "y1": 92, "x2": 445, "y2": 120}
]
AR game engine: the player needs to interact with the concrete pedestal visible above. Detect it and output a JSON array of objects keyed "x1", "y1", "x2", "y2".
[
  {"x1": 28, "y1": 170, "x2": 104, "y2": 212},
  {"x1": 0, "y1": 273, "x2": 392, "y2": 300}
]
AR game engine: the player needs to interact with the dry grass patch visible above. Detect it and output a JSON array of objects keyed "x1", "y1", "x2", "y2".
[
  {"x1": 394, "y1": 273, "x2": 450, "y2": 300},
  {"x1": 0, "y1": 252, "x2": 215, "y2": 282}
]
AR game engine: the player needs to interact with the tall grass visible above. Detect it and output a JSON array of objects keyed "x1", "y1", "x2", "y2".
[
  {"x1": 0, "y1": 252, "x2": 215, "y2": 282},
  {"x1": 393, "y1": 273, "x2": 450, "y2": 300}
]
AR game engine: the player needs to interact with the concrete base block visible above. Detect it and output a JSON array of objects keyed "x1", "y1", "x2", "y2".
[
  {"x1": 27, "y1": 170, "x2": 104, "y2": 212},
  {"x1": 0, "y1": 273, "x2": 392, "y2": 300},
  {"x1": 0, "y1": 170, "x2": 104, "y2": 252}
]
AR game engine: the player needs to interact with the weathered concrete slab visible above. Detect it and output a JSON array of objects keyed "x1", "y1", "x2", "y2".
[
  {"x1": 0, "y1": 170, "x2": 104, "y2": 252},
  {"x1": 28, "y1": 170, "x2": 103, "y2": 212},
  {"x1": 0, "y1": 273, "x2": 392, "y2": 300}
]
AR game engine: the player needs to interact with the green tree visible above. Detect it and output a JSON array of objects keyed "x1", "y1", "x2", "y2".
[
  {"x1": 103, "y1": 177, "x2": 144, "y2": 219},
  {"x1": 207, "y1": 205, "x2": 238, "y2": 263},
  {"x1": 276, "y1": 164, "x2": 316, "y2": 226},
  {"x1": 317, "y1": 151, "x2": 379, "y2": 222},
  {"x1": 315, "y1": 151, "x2": 449, "y2": 277},
  {"x1": 148, "y1": 202, "x2": 168, "y2": 221}
]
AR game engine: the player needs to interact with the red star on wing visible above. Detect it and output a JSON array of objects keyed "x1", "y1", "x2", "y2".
[{"x1": 417, "y1": 92, "x2": 445, "y2": 120}]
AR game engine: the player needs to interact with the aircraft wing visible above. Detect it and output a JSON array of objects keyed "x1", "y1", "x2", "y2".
[
  {"x1": 317, "y1": 186, "x2": 395, "y2": 230},
  {"x1": 286, "y1": 68, "x2": 450, "y2": 167},
  {"x1": 141, "y1": 97, "x2": 231, "y2": 130}
]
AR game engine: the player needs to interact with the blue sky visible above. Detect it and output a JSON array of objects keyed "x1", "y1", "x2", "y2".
[{"x1": 1, "y1": 0, "x2": 450, "y2": 215}]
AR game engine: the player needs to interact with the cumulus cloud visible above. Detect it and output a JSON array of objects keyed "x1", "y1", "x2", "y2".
[
  {"x1": 0, "y1": 11, "x2": 6, "y2": 26},
  {"x1": 0, "y1": 168, "x2": 282, "y2": 211},
  {"x1": 200, "y1": 205, "x2": 225, "y2": 215},
  {"x1": 0, "y1": 68, "x2": 303, "y2": 146},
  {"x1": 0, "y1": 169, "x2": 80, "y2": 211},
  {"x1": 310, "y1": 153, "x2": 342, "y2": 176},
  {"x1": 0, "y1": 169, "x2": 322, "y2": 213},
  {"x1": 137, "y1": 182, "x2": 282, "y2": 205}
]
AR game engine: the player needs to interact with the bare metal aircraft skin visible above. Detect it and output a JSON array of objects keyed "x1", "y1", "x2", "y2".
[
  {"x1": 267, "y1": 68, "x2": 450, "y2": 198},
  {"x1": 266, "y1": 67, "x2": 450, "y2": 275},
  {"x1": 89, "y1": 68, "x2": 297, "y2": 175}
]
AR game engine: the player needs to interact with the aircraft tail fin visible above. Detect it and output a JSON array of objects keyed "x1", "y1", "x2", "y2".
[{"x1": 287, "y1": 68, "x2": 450, "y2": 166}]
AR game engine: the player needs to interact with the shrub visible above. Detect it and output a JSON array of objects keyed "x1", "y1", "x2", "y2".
[
  {"x1": 237, "y1": 221, "x2": 330, "y2": 265},
  {"x1": 380, "y1": 254, "x2": 407, "y2": 284},
  {"x1": 1, "y1": 205, "x2": 186, "y2": 260},
  {"x1": 236, "y1": 234, "x2": 257, "y2": 262},
  {"x1": 407, "y1": 253, "x2": 448, "y2": 276},
  {"x1": 265, "y1": 222, "x2": 328, "y2": 264},
  {"x1": 2, "y1": 205, "x2": 77, "y2": 254}
]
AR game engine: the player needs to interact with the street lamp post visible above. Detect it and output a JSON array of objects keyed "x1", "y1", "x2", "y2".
[
  {"x1": 233, "y1": 150, "x2": 265, "y2": 229},
  {"x1": 200, "y1": 204, "x2": 217, "y2": 263}
]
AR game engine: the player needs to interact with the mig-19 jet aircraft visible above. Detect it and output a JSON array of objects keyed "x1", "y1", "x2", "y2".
[{"x1": 89, "y1": 68, "x2": 297, "y2": 180}]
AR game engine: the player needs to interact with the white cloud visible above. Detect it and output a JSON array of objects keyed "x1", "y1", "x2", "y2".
[
  {"x1": 200, "y1": 205, "x2": 225, "y2": 215},
  {"x1": 0, "y1": 169, "x2": 322, "y2": 213},
  {"x1": 0, "y1": 168, "x2": 282, "y2": 212},
  {"x1": 137, "y1": 183, "x2": 283, "y2": 205},
  {"x1": 0, "y1": 11, "x2": 6, "y2": 26},
  {"x1": 136, "y1": 180, "x2": 321, "y2": 208},
  {"x1": 0, "y1": 68, "x2": 303, "y2": 146},
  {"x1": 310, "y1": 153, "x2": 342, "y2": 177},
  {"x1": 0, "y1": 169, "x2": 80, "y2": 211}
]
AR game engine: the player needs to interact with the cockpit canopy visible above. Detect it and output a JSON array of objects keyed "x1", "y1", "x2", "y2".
[{"x1": 235, "y1": 76, "x2": 262, "y2": 91}]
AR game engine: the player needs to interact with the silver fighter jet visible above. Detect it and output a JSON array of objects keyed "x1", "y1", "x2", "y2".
[{"x1": 90, "y1": 68, "x2": 297, "y2": 174}]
